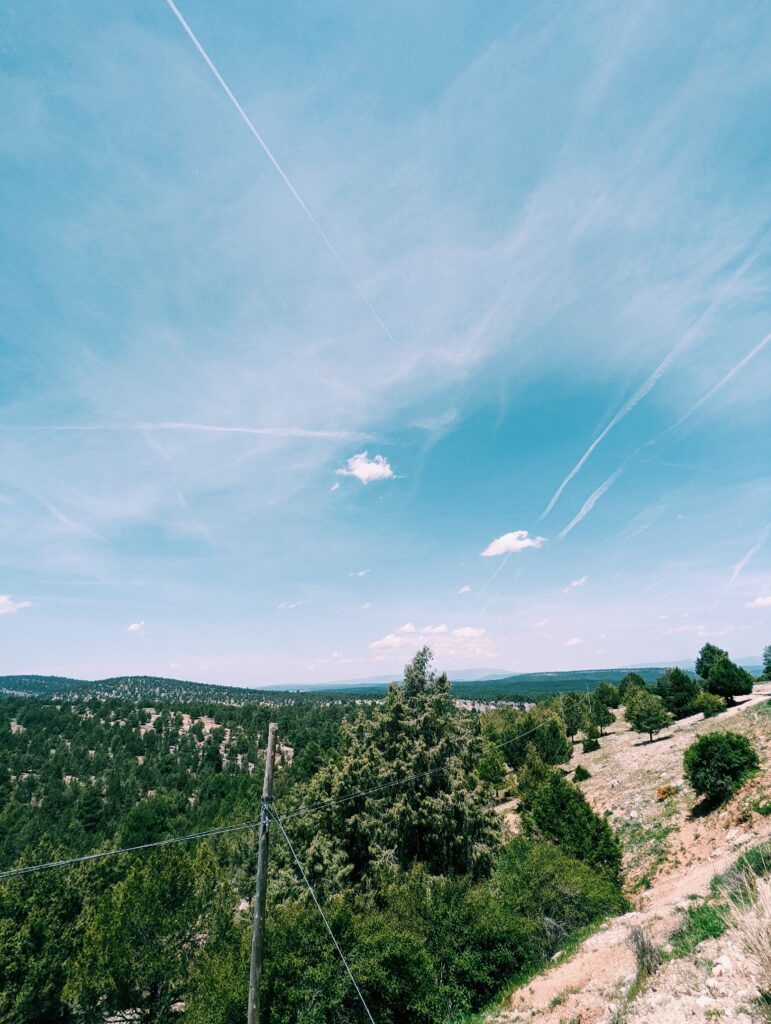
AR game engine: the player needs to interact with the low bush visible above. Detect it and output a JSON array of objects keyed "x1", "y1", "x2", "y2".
[
  {"x1": 690, "y1": 692, "x2": 726, "y2": 718},
  {"x1": 574, "y1": 765, "x2": 591, "y2": 782},
  {"x1": 684, "y1": 732, "x2": 759, "y2": 805}
]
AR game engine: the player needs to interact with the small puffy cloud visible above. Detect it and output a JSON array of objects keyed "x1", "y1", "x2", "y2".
[
  {"x1": 127, "y1": 621, "x2": 145, "y2": 633},
  {"x1": 360, "y1": 602, "x2": 372, "y2": 609},
  {"x1": 534, "y1": 617, "x2": 550, "y2": 628},
  {"x1": 566, "y1": 637, "x2": 582, "y2": 646},
  {"x1": 330, "y1": 482, "x2": 340, "y2": 492},
  {"x1": 563, "y1": 575, "x2": 589, "y2": 594},
  {"x1": 422, "y1": 623, "x2": 448, "y2": 634},
  {"x1": 0, "y1": 593, "x2": 31, "y2": 614},
  {"x1": 0, "y1": 595, "x2": 31, "y2": 616},
  {"x1": 399, "y1": 622, "x2": 417, "y2": 633},
  {"x1": 746, "y1": 596, "x2": 771, "y2": 608},
  {"x1": 453, "y1": 626, "x2": 485, "y2": 638},
  {"x1": 370, "y1": 633, "x2": 403, "y2": 651},
  {"x1": 336, "y1": 451, "x2": 395, "y2": 485},
  {"x1": 277, "y1": 600, "x2": 302, "y2": 611},
  {"x1": 481, "y1": 530, "x2": 545, "y2": 557},
  {"x1": 348, "y1": 569, "x2": 370, "y2": 577},
  {"x1": 458, "y1": 585, "x2": 471, "y2": 594}
]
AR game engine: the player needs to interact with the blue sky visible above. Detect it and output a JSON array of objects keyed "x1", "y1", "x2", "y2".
[{"x1": 1, "y1": 0, "x2": 770, "y2": 685}]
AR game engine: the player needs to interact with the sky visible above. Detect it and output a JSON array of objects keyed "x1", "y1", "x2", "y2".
[{"x1": 1, "y1": 0, "x2": 770, "y2": 686}]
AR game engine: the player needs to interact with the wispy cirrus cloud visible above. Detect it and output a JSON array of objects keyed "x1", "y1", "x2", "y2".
[
  {"x1": 557, "y1": 464, "x2": 626, "y2": 540},
  {"x1": 563, "y1": 575, "x2": 589, "y2": 593}
]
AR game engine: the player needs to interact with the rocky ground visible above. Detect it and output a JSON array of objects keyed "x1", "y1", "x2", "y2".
[{"x1": 487, "y1": 685, "x2": 771, "y2": 1024}]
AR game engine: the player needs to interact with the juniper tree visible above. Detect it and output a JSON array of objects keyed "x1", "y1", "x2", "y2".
[
  {"x1": 297, "y1": 648, "x2": 502, "y2": 885},
  {"x1": 625, "y1": 690, "x2": 672, "y2": 742},
  {"x1": 706, "y1": 657, "x2": 754, "y2": 705}
]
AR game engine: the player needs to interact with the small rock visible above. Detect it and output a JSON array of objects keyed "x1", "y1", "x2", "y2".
[
  {"x1": 695, "y1": 994, "x2": 713, "y2": 1008},
  {"x1": 712, "y1": 955, "x2": 733, "y2": 976}
]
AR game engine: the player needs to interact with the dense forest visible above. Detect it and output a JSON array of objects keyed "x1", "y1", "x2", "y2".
[{"x1": 1, "y1": 644, "x2": 767, "y2": 1022}]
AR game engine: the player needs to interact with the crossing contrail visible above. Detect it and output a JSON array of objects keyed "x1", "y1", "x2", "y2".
[
  {"x1": 538, "y1": 235, "x2": 769, "y2": 523},
  {"x1": 162, "y1": 0, "x2": 395, "y2": 345}
]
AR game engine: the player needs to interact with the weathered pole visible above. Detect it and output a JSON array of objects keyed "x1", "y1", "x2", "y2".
[{"x1": 247, "y1": 721, "x2": 278, "y2": 1024}]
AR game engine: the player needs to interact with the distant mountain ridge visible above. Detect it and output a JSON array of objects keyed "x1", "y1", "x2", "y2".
[{"x1": 4, "y1": 660, "x2": 761, "y2": 704}]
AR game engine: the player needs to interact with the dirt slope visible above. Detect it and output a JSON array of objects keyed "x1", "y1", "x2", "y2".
[{"x1": 488, "y1": 685, "x2": 771, "y2": 1024}]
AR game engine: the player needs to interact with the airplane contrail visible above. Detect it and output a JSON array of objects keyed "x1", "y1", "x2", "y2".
[
  {"x1": 162, "y1": 0, "x2": 396, "y2": 345},
  {"x1": 650, "y1": 329, "x2": 771, "y2": 442},
  {"x1": 727, "y1": 523, "x2": 770, "y2": 588},
  {"x1": 556, "y1": 462, "x2": 627, "y2": 541},
  {"x1": 19, "y1": 422, "x2": 363, "y2": 440},
  {"x1": 538, "y1": 234, "x2": 769, "y2": 523}
]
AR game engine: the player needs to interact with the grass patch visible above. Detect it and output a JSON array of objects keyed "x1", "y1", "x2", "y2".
[{"x1": 669, "y1": 902, "x2": 726, "y2": 958}]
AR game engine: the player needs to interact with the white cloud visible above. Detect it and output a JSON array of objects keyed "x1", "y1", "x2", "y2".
[
  {"x1": 370, "y1": 633, "x2": 404, "y2": 651},
  {"x1": 534, "y1": 617, "x2": 550, "y2": 628},
  {"x1": 360, "y1": 601, "x2": 372, "y2": 609},
  {"x1": 566, "y1": 637, "x2": 582, "y2": 646},
  {"x1": 422, "y1": 623, "x2": 448, "y2": 634},
  {"x1": 348, "y1": 569, "x2": 371, "y2": 577},
  {"x1": 127, "y1": 620, "x2": 145, "y2": 633},
  {"x1": 453, "y1": 626, "x2": 486, "y2": 638},
  {"x1": 399, "y1": 622, "x2": 417, "y2": 633},
  {"x1": 661, "y1": 623, "x2": 707, "y2": 636},
  {"x1": 746, "y1": 596, "x2": 771, "y2": 608},
  {"x1": 481, "y1": 530, "x2": 545, "y2": 557},
  {"x1": 458, "y1": 584, "x2": 471, "y2": 594},
  {"x1": 0, "y1": 595, "x2": 31, "y2": 616},
  {"x1": 336, "y1": 451, "x2": 395, "y2": 484},
  {"x1": 277, "y1": 600, "x2": 302, "y2": 611},
  {"x1": 330, "y1": 482, "x2": 340, "y2": 492},
  {"x1": 563, "y1": 575, "x2": 589, "y2": 594}
]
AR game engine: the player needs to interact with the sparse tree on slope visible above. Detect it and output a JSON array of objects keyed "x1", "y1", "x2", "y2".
[
  {"x1": 559, "y1": 692, "x2": 588, "y2": 742},
  {"x1": 655, "y1": 667, "x2": 702, "y2": 719},
  {"x1": 618, "y1": 672, "x2": 647, "y2": 701},
  {"x1": 706, "y1": 657, "x2": 754, "y2": 705},
  {"x1": 695, "y1": 643, "x2": 729, "y2": 681},
  {"x1": 625, "y1": 690, "x2": 672, "y2": 743},
  {"x1": 588, "y1": 693, "x2": 614, "y2": 736}
]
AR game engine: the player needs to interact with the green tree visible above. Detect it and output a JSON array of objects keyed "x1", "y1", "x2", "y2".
[
  {"x1": 684, "y1": 732, "x2": 759, "y2": 804},
  {"x1": 516, "y1": 748, "x2": 622, "y2": 881},
  {"x1": 706, "y1": 657, "x2": 754, "y2": 705},
  {"x1": 594, "y1": 682, "x2": 620, "y2": 709},
  {"x1": 655, "y1": 667, "x2": 702, "y2": 719},
  {"x1": 66, "y1": 845, "x2": 226, "y2": 1023},
  {"x1": 695, "y1": 643, "x2": 729, "y2": 681},
  {"x1": 763, "y1": 644, "x2": 771, "y2": 681},
  {"x1": 559, "y1": 692, "x2": 588, "y2": 742},
  {"x1": 618, "y1": 672, "x2": 647, "y2": 701},
  {"x1": 588, "y1": 694, "x2": 614, "y2": 736},
  {"x1": 298, "y1": 648, "x2": 502, "y2": 885},
  {"x1": 482, "y1": 706, "x2": 571, "y2": 771},
  {"x1": 624, "y1": 690, "x2": 672, "y2": 743}
]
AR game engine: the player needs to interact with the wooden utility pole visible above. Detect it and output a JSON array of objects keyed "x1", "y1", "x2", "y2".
[{"x1": 247, "y1": 721, "x2": 277, "y2": 1024}]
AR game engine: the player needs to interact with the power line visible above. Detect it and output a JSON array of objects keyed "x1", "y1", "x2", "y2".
[
  {"x1": 162, "y1": 0, "x2": 396, "y2": 347},
  {"x1": 0, "y1": 817, "x2": 260, "y2": 881},
  {"x1": 271, "y1": 808, "x2": 377, "y2": 1024},
  {"x1": 0, "y1": 701, "x2": 563, "y2": 881}
]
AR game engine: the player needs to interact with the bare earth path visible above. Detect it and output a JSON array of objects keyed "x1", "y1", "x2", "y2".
[{"x1": 489, "y1": 686, "x2": 771, "y2": 1024}]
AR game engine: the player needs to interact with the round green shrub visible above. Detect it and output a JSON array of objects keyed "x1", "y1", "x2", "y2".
[
  {"x1": 683, "y1": 732, "x2": 759, "y2": 804},
  {"x1": 691, "y1": 692, "x2": 726, "y2": 719}
]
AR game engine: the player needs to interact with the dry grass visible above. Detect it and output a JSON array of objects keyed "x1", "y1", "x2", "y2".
[{"x1": 726, "y1": 873, "x2": 771, "y2": 1012}]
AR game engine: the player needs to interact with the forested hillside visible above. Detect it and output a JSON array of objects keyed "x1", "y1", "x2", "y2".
[{"x1": 0, "y1": 649, "x2": 627, "y2": 1023}]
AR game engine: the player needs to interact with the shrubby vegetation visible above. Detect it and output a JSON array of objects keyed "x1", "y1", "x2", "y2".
[{"x1": 684, "y1": 732, "x2": 759, "y2": 805}]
